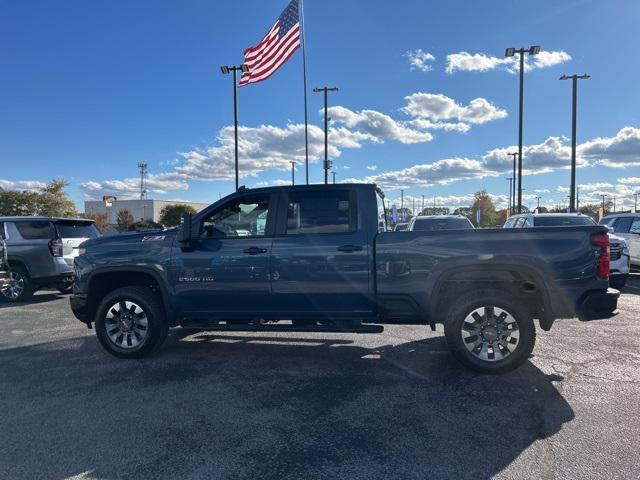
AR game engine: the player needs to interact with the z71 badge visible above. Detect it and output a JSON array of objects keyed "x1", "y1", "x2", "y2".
[{"x1": 142, "y1": 235, "x2": 165, "y2": 242}]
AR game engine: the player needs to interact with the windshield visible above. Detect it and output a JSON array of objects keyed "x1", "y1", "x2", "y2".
[
  {"x1": 534, "y1": 216, "x2": 595, "y2": 227},
  {"x1": 54, "y1": 221, "x2": 101, "y2": 239},
  {"x1": 413, "y1": 217, "x2": 473, "y2": 230}
]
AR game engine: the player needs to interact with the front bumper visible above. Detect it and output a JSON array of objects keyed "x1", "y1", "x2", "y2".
[
  {"x1": 70, "y1": 293, "x2": 90, "y2": 324},
  {"x1": 577, "y1": 288, "x2": 620, "y2": 321}
]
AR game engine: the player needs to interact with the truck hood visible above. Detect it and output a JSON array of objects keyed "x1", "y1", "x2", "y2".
[{"x1": 80, "y1": 229, "x2": 177, "y2": 249}]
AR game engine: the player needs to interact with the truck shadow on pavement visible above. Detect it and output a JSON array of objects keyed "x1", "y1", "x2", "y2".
[
  {"x1": 0, "y1": 292, "x2": 66, "y2": 309},
  {"x1": 0, "y1": 330, "x2": 574, "y2": 480}
]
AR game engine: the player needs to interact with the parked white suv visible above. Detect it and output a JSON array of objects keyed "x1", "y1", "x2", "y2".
[
  {"x1": 599, "y1": 213, "x2": 640, "y2": 270},
  {"x1": 505, "y1": 213, "x2": 630, "y2": 290}
]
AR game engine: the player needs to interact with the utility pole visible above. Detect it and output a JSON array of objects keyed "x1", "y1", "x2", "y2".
[
  {"x1": 221, "y1": 64, "x2": 249, "y2": 191},
  {"x1": 400, "y1": 189, "x2": 404, "y2": 220},
  {"x1": 600, "y1": 194, "x2": 608, "y2": 216},
  {"x1": 507, "y1": 178, "x2": 513, "y2": 216},
  {"x1": 433, "y1": 196, "x2": 436, "y2": 212},
  {"x1": 331, "y1": 171, "x2": 336, "y2": 184},
  {"x1": 508, "y1": 152, "x2": 518, "y2": 213},
  {"x1": 635, "y1": 192, "x2": 639, "y2": 213},
  {"x1": 421, "y1": 194, "x2": 425, "y2": 214},
  {"x1": 412, "y1": 197, "x2": 416, "y2": 217},
  {"x1": 505, "y1": 46, "x2": 541, "y2": 213},
  {"x1": 313, "y1": 86, "x2": 339, "y2": 184},
  {"x1": 576, "y1": 187, "x2": 580, "y2": 211},
  {"x1": 290, "y1": 161, "x2": 296, "y2": 186},
  {"x1": 137, "y1": 163, "x2": 147, "y2": 200},
  {"x1": 613, "y1": 196, "x2": 616, "y2": 213},
  {"x1": 535, "y1": 195, "x2": 542, "y2": 211},
  {"x1": 560, "y1": 74, "x2": 590, "y2": 212}
]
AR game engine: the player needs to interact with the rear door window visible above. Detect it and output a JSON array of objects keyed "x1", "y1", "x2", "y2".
[
  {"x1": 15, "y1": 221, "x2": 53, "y2": 240},
  {"x1": 630, "y1": 218, "x2": 640, "y2": 234},
  {"x1": 54, "y1": 221, "x2": 100, "y2": 239},
  {"x1": 613, "y1": 217, "x2": 633, "y2": 233},
  {"x1": 286, "y1": 190, "x2": 355, "y2": 235}
]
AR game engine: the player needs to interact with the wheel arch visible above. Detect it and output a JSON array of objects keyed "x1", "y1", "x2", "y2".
[
  {"x1": 426, "y1": 259, "x2": 554, "y2": 329},
  {"x1": 85, "y1": 267, "x2": 176, "y2": 326}
]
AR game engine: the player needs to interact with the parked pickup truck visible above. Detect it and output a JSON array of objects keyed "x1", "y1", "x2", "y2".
[{"x1": 71, "y1": 184, "x2": 619, "y2": 373}]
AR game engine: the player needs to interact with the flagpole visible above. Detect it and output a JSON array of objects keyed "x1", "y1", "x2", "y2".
[{"x1": 300, "y1": 0, "x2": 310, "y2": 184}]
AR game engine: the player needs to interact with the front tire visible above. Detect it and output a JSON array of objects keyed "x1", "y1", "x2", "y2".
[
  {"x1": 1, "y1": 266, "x2": 35, "y2": 303},
  {"x1": 443, "y1": 289, "x2": 536, "y2": 374},
  {"x1": 95, "y1": 286, "x2": 168, "y2": 358}
]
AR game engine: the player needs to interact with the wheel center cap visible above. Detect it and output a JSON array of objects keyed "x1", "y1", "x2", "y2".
[
  {"x1": 483, "y1": 326, "x2": 498, "y2": 342},
  {"x1": 120, "y1": 317, "x2": 133, "y2": 331}
]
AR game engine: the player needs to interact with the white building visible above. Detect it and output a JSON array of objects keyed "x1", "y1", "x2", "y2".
[{"x1": 84, "y1": 199, "x2": 210, "y2": 225}]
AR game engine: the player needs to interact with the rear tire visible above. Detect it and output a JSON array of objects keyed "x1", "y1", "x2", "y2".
[
  {"x1": 1, "y1": 266, "x2": 35, "y2": 303},
  {"x1": 443, "y1": 289, "x2": 536, "y2": 374},
  {"x1": 95, "y1": 286, "x2": 168, "y2": 358}
]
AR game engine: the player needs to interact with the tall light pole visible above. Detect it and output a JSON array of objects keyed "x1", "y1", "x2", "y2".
[
  {"x1": 560, "y1": 74, "x2": 590, "y2": 212},
  {"x1": 331, "y1": 171, "x2": 336, "y2": 184},
  {"x1": 313, "y1": 86, "x2": 339, "y2": 184},
  {"x1": 507, "y1": 178, "x2": 513, "y2": 216},
  {"x1": 422, "y1": 194, "x2": 425, "y2": 214},
  {"x1": 635, "y1": 192, "x2": 639, "y2": 213},
  {"x1": 535, "y1": 195, "x2": 542, "y2": 211},
  {"x1": 505, "y1": 46, "x2": 541, "y2": 213},
  {"x1": 613, "y1": 196, "x2": 617, "y2": 213},
  {"x1": 508, "y1": 152, "x2": 518, "y2": 213},
  {"x1": 221, "y1": 64, "x2": 249, "y2": 191},
  {"x1": 400, "y1": 189, "x2": 404, "y2": 220},
  {"x1": 600, "y1": 194, "x2": 608, "y2": 216},
  {"x1": 290, "y1": 161, "x2": 296, "y2": 186}
]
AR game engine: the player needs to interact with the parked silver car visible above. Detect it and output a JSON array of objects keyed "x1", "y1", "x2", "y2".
[
  {"x1": 0, "y1": 217, "x2": 100, "y2": 302},
  {"x1": 505, "y1": 213, "x2": 630, "y2": 289},
  {"x1": 599, "y1": 213, "x2": 640, "y2": 269}
]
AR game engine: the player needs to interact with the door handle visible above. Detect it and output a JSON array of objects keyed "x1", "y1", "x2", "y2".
[
  {"x1": 337, "y1": 244, "x2": 363, "y2": 253},
  {"x1": 243, "y1": 247, "x2": 268, "y2": 255}
]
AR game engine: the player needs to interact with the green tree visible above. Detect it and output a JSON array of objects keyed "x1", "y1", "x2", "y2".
[
  {"x1": 470, "y1": 190, "x2": 498, "y2": 228},
  {"x1": 159, "y1": 204, "x2": 197, "y2": 227},
  {"x1": 0, "y1": 189, "x2": 41, "y2": 216},
  {"x1": 116, "y1": 209, "x2": 134, "y2": 232},
  {"x1": 38, "y1": 180, "x2": 78, "y2": 217}
]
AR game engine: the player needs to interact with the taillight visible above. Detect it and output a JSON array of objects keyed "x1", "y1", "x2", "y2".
[
  {"x1": 48, "y1": 238, "x2": 63, "y2": 257},
  {"x1": 591, "y1": 233, "x2": 610, "y2": 279}
]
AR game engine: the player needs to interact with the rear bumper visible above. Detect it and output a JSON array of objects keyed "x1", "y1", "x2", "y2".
[
  {"x1": 577, "y1": 288, "x2": 620, "y2": 321},
  {"x1": 70, "y1": 293, "x2": 90, "y2": 323}
]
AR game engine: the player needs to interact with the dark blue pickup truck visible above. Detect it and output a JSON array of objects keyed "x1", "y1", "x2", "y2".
[{"x1": 71, "y1": 184, "x2": 618, "y2": 373}]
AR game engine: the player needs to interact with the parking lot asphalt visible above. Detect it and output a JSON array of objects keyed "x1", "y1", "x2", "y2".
[{"x1": 1, "y1": 276, "x2": 639, "y2": 480}]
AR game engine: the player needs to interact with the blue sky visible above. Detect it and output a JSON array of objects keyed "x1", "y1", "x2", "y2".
[{"x1": 1, "y1": 0, "x2": 639, "y2": 211}]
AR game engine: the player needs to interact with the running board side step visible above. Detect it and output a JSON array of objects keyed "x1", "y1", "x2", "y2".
[{"x1": 178, "y1": 323, "x2": 384, "y2": 334}]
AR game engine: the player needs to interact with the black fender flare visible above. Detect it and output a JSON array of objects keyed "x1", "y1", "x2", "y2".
[{"x1": 86, "y1": 265, "x2": 177, "y2": 326}]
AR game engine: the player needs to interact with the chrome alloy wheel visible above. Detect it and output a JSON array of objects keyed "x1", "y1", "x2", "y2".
[
  {"x1": 3, "y1": 271, "x2": 25, "y2": 301},
  {"x1": 105, "y1": 301, "x2": 149, "y2": 349},
  {"x1": 461, "y1": 306, "x2": 520, "y2": 362}
]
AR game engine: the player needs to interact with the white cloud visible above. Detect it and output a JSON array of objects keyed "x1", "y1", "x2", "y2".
[
  {"x1": 0, "y1": 179, "x2": 47, "y2": 191},
  {"x1": 402, "y1": 93, "x2": 507, "y2": 125},
  {"x1": 366, "y1": 164, "x2": 378, "y2": 171},
  {"x1": 578, "y1": 182, "x2": 614, "y2": 191},
  {"x1": 579, "y1": 127, "x2": 640, "y2": 167},
  {"x1": 364, "y1": 158, "x2": 492, "y2": 190},
  {"x1": 618, "y1": 177, "x2": 640, "y2": 185},
  {"x1": 326, "y1": 106, "x2": 433, "y2": 144},
  {"x1": 534, "y1": 189, "x2": 550, "y2": 193},
  {"x1": 482, "y1": 136, "x2": 576, "y2": 174},
  {"x1": 405, "y1": 49, "x2": 436, "y2": 72},
  {"x1": 80, "y1": 172, "x2": 189, "y2": 200},
  {"x1": 445, "y1": 50, "x2": 571, "y2": 75}
]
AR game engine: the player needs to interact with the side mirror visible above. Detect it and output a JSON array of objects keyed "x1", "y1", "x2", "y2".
[
  {"x1": 607, "y1": 226, "x2": 615, "y2": 234},
  {"x1": 177, "y1": 213, "x2": 193, "y2": 243}
]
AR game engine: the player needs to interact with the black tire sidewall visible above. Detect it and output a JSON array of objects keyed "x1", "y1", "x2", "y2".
[
  {"x1": 444, "y1": 291, "x2": 536, "y2": 374},
  {"x1": 95, "y1": 287, "x2": 167, "y2": 358}
]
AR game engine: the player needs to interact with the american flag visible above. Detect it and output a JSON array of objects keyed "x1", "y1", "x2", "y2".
[{"x1": 239, "y1": 0, "x2": 301, "y2": 86}]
